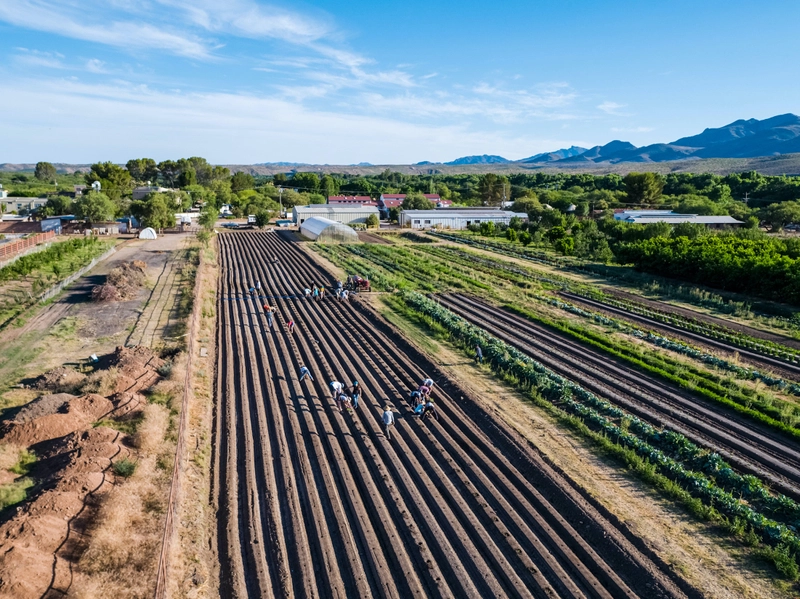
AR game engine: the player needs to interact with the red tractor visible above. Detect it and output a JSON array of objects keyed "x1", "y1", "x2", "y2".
[{"x1": 345, "y1": 275, "x2": 371, "y2": 293}]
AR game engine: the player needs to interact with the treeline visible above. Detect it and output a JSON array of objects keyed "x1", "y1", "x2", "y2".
[{"x1": 616, "y1": 235, "x2": 800, "y2": 303}]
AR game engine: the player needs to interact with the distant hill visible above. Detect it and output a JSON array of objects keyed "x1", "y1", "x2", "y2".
[
  {"x1": 255, "y1": 162, "x2": 309, "y2": 167},
  {"x1": 521, "y1": 146, "x2": 588, "y2": 163},
  {"x1": 445, "y1": 154, "x2": 510, "y2": 165},
  {"x1": 551, "y1": 114, "x2": 800, "y2": 164}
]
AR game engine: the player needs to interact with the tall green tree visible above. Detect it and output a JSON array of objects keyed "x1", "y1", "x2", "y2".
[
  {"x1": 130, "y1": 193, "x2": 176, "y2": 231},
  {"x1": 401, "y1": 192, "x2": 435, "y2": 210},
  {"x1": 759, "y1": 201, "x2": 800, "y2": 232},
  {"x1": 157, "y1": 160, "x2": 181, "y2": 187},
  {"x1": 40, "y1": 195, "x2": 75, "y2": 217},
  {"x1": 478, "y1": 174, "x2": 507, "y2": 206},
  {"x1": 34, "y1": 161, "x2": 57, "y2": 181},
  {"x1": 320, "y1": 174, "x2": 339, "y2": 198},
  {"x1": 75, "y1": 191, "x2": 115, "y2": 224},
  {"x1": 125, "y1": 158, "x2": 158, "y2": 183},
  {"x1": 231, "y1": 171, "x2": 255, "y2": 193},
  {"x1": 623, "y1": 172, "x2": 665, "y2": 205},
  {"x1": 291, "y1": 172, "x2": 320, "y2": 193}
]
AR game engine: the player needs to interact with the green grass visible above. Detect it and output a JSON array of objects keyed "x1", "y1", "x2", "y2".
[
  {"x1": 112, "y1": 458, "x2": 137, "y2": 478},
  {"x1": 94, "y1": 414, "x2": 144, "y2": 436},
  {"x1": 0, "y1": 478, "x2": 34, "y2": 511}
]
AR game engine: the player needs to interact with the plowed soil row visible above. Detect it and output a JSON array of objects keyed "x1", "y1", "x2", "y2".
[
  {"x1": 438, "y1": 293, "x2": 800, "y2": 502},
  {"x1": 559, "y1": 292, "x2": 800, "y2": 378},
  {"x1": 213, "y1": 231, "x2": 695, "y2": 599}
]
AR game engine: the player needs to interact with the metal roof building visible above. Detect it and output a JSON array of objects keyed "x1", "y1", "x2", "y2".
[
  {"x1": 299, "y1": 217, "x2": 359, "y2": 243},
  {"x1": 293, "y1": 204, "x2": 379, "y2": 225},
  {"x1": 399, "y1": 209, "x2": 528, "y2": 230},
  {"x1": 622, "y1": 213, "x2": 743, "y2": 228}
]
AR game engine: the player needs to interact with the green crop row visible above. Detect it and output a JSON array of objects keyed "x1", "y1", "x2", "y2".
[{"x1": 400, "y1": 290, "x2": 800, "y2": 576}]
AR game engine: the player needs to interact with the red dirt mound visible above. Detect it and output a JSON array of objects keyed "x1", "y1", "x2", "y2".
[
  {"x1": 1, "y1": 394, "x2": 113, "y2": 446},
  {"x1": 29, "y1": 367, "x2": 86, "y2": 392},
  {"x1": 108, "y1": 346, "x2": 164, "y2": 394}
]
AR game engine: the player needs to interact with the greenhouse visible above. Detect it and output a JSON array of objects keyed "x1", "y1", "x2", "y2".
[{"x1": 299, "y1": 217, "x2": 359, "y2": 243}]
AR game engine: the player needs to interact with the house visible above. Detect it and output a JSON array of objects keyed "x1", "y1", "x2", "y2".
[
  {"x1": 0, "y1": 185, "x2": 7, "y2": 199},
  {"x1": 379, "y1": 193, "x2": 451, "y2": 208},
  {"x1": 73, "y1": 185, "x2": 87, "y2": 196},
  {"x1": 399, "y1": 210, "x2": 528, "y2": 230},
  {"x1": 1, "y1": 197, "x2": 48, "y2": 214},
  {"x1": 327, "y1": 195, "x2": 377, "y2": 206},
  {"x1": 293, "y1": 205, "x2": 380, "y2": 225}
]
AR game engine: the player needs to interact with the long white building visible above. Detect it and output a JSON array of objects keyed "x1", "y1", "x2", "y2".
[
  {"x1": 293, "y1": 204, "x2": 379, "y2": 225},
  {"x1": 399, "y1": 209, "x2": 528, "y2": 230}
]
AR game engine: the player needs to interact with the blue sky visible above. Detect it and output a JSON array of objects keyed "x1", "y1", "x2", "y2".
[{"x1": 0, "y1": 0, "x2": 797, "y2": 164}]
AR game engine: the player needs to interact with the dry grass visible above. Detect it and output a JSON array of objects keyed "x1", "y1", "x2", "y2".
[
  {"x1": 80, "y1": 367, "x2": 119, "y2": 396},
  {"x1": 70, "y1": 401, "x2": 174, "y2": 598}
]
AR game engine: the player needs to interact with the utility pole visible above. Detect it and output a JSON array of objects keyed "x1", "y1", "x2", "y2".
[
  {"x1": 278, "y1": 187, "x2": 284, "y2": 217},
  {"x1": 743, "y1": 191, "x2": 750, "y2": 206}
]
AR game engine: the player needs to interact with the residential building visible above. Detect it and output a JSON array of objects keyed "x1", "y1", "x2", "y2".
[
  {"x1": 293, "y1": 205, "x2": 380, "y2": 225},
  {"x1": 1, "y1": 197, "x2": 48, "y2": 214},
  {"x1": 379, "y1": 193, "x2": 452, "y2": 208},
  {"x1": 399, "y1": 210, "x2": 528, "y2": 230}
]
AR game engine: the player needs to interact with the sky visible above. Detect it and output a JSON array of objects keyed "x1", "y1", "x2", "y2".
[{"x1": 0, "y1": 0, "x2": 798, "y2": 165}]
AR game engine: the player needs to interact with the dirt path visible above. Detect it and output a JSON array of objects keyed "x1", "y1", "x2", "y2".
[
  {"x1": 213, "y1": 231, "x2": 694, "y2": 598},
  {"x1": 357, "y1": 231, "x2": 393, "y2": 244}
]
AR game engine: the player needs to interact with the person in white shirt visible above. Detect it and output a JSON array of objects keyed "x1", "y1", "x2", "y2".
[
  {"x1": 299, "y1": 366, "x2": 313, "y2": 382},
  {"x1": 382, "y1": 405, "x2": 395, "y2": 440}
]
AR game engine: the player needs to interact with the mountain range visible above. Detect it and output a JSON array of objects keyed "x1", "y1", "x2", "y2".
[{"x1": 442, "y1": 113, "x2": 800, "y2": 166}]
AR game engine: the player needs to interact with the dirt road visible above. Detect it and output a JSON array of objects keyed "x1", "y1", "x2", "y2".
[{"x1": 213, "y1": 231, "x2": 695, "y2": 598}]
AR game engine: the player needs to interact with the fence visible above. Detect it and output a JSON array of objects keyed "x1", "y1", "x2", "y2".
[
  {"x1": 37, "y1": 244, "x2": 118, "y2": 303},
  {"x1": 0, "y1": 230, "x2": 55, "y2": 263},
  {"x1": 154, "y1": 246, "x2": 205, "y2": 599}
]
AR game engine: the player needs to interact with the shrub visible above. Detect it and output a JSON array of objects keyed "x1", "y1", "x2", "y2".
[{"x1": 112, "y1": 458, "x2": 137, "y2": 478}]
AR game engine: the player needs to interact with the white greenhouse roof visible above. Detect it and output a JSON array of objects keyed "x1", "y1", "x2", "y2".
[{"x1": 626, "y1": 215, "x2": 742, "y2": 224}]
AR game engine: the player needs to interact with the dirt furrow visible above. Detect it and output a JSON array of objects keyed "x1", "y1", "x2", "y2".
[{"x1": 213, "y1": 231, "x2": 695, "y2": 599}]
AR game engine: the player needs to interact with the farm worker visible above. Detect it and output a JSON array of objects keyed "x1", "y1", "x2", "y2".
[
  {"x1": 304, "y1": 288, "x2": 312, "y2": 299},
  {"x1": 335, "y1": 280, "x2": 343, "y2": 290},
  {"x1": 422, "y1": 378, "x2": 434, "y2": 389},
  {"x1": 349, "y1": 381, "x2": 362, "y2": 409},
  {"x1": 413, "y1": 402, "x2": 425, "y2": 417},
  {"x1": 319, "y1": 286, "x2": 326, "y2": 300},
  {"x1": 263, "y1": 304, "x2": 274, "y2": 328},
  {"x1": 419, "y1": 385, "x2": 431, "y2": 399},
  {"x1": 338, "y1": 392, "x2": 352, "y2": 412},
  {"x1": 248, "y1": 286, "x2": 256, "y2": 295},
  {"x1": 342, "y1": 289, "x2": 349, "y2": 302},
  {"x1": 382, "y1": 405, "x2": 396, "y2": 440},
  {"x1": 287, "y1": 320, "x2": 296, "y2": 334},
  {"x1": 421, "y1": 400, "x2": 439, "y2": 421},
  {"x1": 299, "y1": 366, "x2": 314, "y2": 382},
  {"x1": 272, "y1": 256, "x2": 278, "y2": 264},
  {"x1": 330, "y1": 381, "x2": 344, "y2": 402},
  {"x1": 256, "y1": 281, "x2": 261, "y2": 291},
  {"x1": 475, "y1": 345, "x2": 483, "y2": 364},
  {"x1": 313, "y1": 286, "x2": 319, "y2": 301},
  {"x1": 410, "y1": 389, "x2": 423, "y2": 407}
]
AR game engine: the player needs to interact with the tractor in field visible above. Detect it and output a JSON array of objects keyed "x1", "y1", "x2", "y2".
[{"x1": 345, "y1": 275, "x2": 371, "y2": 293}]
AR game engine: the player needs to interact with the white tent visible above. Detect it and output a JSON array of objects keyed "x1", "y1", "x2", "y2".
[
  {"x1": 299, "y1": 217, "x2": 359, "y2": 243},
  {"x1": 138, "y1": 227, "x2": 158, "y2": 240}
]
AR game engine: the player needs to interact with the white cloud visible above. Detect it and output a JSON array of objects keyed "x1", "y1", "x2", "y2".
[
  {"x1": 0, "y1": 1, "x2": 212, "y2": 58},
  {"x1": 597, "y1": 101, "x2": 628, "y2": 115},
  {"x1": 0, "y1": 77, "x2": 581, "y2": 163},
  {"x1": 85, "y1": 59, "x2": 109, "y2": 74}
]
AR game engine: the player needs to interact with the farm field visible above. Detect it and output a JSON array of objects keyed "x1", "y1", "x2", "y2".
[
  {"x1": 311, "y1": 235, "x2": 800, "y2": 588},
  {"x1": 214, "y1": 231, "x2": 691, "y2": 598}
]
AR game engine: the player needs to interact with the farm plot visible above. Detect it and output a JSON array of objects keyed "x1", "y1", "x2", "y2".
[
  {"x1": 437, "y1": 294, "x2": 800, "y2": 504},
  {"x1": 214, "y1": 231, "x2": 691, "y2": 599}
]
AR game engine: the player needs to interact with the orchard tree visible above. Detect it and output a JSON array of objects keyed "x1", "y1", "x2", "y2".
[
  {"x1": 254, "y1": 210, "x2": 271, "y2": 228},
  {"x1": 35, "y1": 161, "x2": 57, "y2": 181},
  {"x1": 75, "y1": 190, "x2": 116, "y2": 224}
]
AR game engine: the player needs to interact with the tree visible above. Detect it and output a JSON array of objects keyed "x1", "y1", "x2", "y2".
[
  {"x1": 478, "y1": 174, "x2": 507, "y2": 206},
  {"x1": 401, "y1": 191, "x2": 434, "y2": 210},
  {"x1": 130, "y1": 193, "x2": 176, "y2": 231},
  {"x1": 624, "y1": 172, "x2": 665, "y2": 205},
  {"x1": 35, "y1": 161, "x2": 57, "y2": 181},
  {"x1": 158, "y1": 160, "x2": 181, "y2": 187},
  {"x1": 519, "y1": 231, "x2": 532, "y2": 246},
  {"x1": 506, "y1": 228, "x2": 518, "y2": 242},
  {"x1": 75, "y1": 191, "x2": 115, "y2": 224},
  {"x1": 291, "y1": 172, "x2": 320, "y2": 193},
  {"x1": 40, "y1": 195, "x2": 74, "y2": 217},
  {"x1": 199, "y1": 203, "x2": 218, "y2": 231},
  {"x1": 126, "y1": 158, "x2": 158, "y2": 183},
  {"x1": 320, "y1": 174, "x2": 339, "y2": 198},
  {"x1": 366, "y1": 213, "x2": 379, "y2": 228},
  {"x1": 84, "y1": 162, "x2": 132, "y2": 207},
  {"x1": 231, "y1": 171, "x2": 255, "y2": 193},
  {"x1": 479, "y1": 221, "x2": 496, "y2": 236},
  {"x1": 254, "y1": 210, "x2": 271, "y2": 228},
  {"x1": 177, "y1": 167, "x2": 197, "y2": 188},
  {"x1": 759, "y1": 201, "x2": 800, "y2": 232}
]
